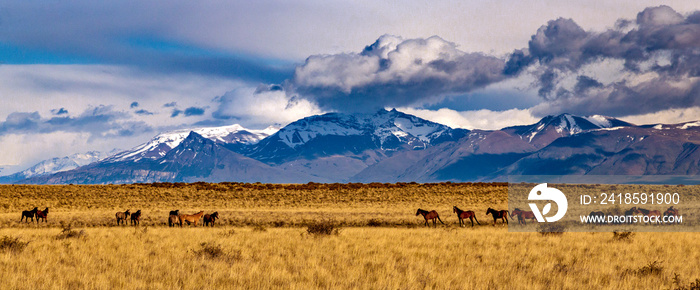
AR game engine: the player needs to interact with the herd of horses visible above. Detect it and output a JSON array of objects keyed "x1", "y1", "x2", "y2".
[
  {"x1": 416, "y1": 205, "x2": 681, "y2": 227},
  {"x1": 112, "y1": 209, "x2": 219, "y2": 227},
  {"x1": 20, "y1": 207, "x2": 49, "y2": 223},
  {"x1": 416, "y1": 206, "x2": 509, "y2": 227},
  {"x1": 19, "y1": 206, "x2": 218, "y2": 227},
  {"x1": 19, "y1": 205, "x2": 679, "y2": 228}
]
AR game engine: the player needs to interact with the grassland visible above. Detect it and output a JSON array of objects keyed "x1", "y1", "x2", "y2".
[{"x1": 1, "y1": 182, "x2": 699, "y2": 289}]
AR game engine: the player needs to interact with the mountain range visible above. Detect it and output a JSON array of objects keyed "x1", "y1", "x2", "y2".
[{"x1": 7, "y1": 109, "x2": 700, "y2": 184}]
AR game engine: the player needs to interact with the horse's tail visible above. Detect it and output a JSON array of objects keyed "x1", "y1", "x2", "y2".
[{"x1": 437, "y1": 214, "x2": 445, "y2": 224}]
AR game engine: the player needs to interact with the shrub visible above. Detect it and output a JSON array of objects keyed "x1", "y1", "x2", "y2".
[
  {"x1": 252, "y1": 224, "x2": 267, "y2": 232},
  {"x1": 612, "y1": 231, "x2": 634, "y2": 241},
  {"x1": 0, "y1": 236, "x2": 29, "y2": 253},
  {"x1": 623, "y1": 260, "x2": 663, "y2": 277},
  {"x1": 193, "y1": 242, "x2": 243, "y2": 263},
  {"x1": 56, "y1": 225, "x2": 87, "y2": 240},
  {"x1": 366, "y1": 219, "x2": 382, "y2": 227},
  {"x1": 537, "y1": 223, "x2": 566, "y2": 236},
  {"x1": 306, "y1": 220, "x2": 341, "y2": 236}
]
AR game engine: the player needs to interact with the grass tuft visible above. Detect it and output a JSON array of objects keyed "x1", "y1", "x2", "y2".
[
  {"x1": 306, "y1": 220, "x2": 341, "y2": 236},
  {"x1": 612, "y1": 231, "x2": 634, "y2": 242},
  {"x1": 0, "y1": 236, "x2": 29, "y2": 253},
  {"x1": 56, "y1": 224, "x2": 87, "y2": 240},
  {"x1": 192, "y1": 242, "x2": 243, "y2": 264}
]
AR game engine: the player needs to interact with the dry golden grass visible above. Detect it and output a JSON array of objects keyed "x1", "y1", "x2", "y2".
[
  {"x1": 1, "y1": 182, "x2": 699, "y2": 289},
  {"x1": 1, "y1": 227, "x2": 699, "y2": 289}
]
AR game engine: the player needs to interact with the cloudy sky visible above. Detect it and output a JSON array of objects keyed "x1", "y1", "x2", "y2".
[{"x1": 1, "y1": 1, "x2": 699, "y2": 173}]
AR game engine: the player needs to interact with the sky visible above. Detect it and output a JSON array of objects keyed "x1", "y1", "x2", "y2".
[{"x1": 1, "y1": 1, "x2": 699, "y2": 173}]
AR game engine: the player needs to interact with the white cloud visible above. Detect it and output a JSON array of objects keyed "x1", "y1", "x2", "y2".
[
  {"x1": 398, "y1": 107, "x2": 539, "y2": 130},
  {"x1": 620, "y1": 106, "x2": 700, "y2": 125},
  {"x1": 213, "y1": 87, "x2": 324, "y2": 128}
]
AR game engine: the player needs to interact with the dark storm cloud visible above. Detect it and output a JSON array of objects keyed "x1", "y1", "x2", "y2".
[
  {"x1": 0, "y1": 106, "x2": 152, "y2": 138},
  {"x1": 183, "y1": 107, "x2": 205, "y2": 116},
  {"x1": 0, "y1": 2, "x2": 293, "y2": 83},
  {"x1": 51, "y1": 108, "x2": 69, "y2": 115},
  {"x1": 289, "y1": 35, "x2": 507, "y2": 112},
  {"x1": 506, "y1": 5, "x2": 700, "y2": 116},
  {"x1": 134, "y1": 109, "x2": 154, "y2": 116}
]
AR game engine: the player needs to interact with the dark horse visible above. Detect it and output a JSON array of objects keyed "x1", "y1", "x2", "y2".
[
  {"x1": 130, "y1": 210, "x2": 142, "y2": 226},
  {"x1": 416, "y1": 209, "x2": 444, "y2": 227},
  {"x1": 36, "y1": 207, "x2": 49, "y2": 223},
  {"x1": 510, "y1": 208, "x2": 536, "y2": 225},
  {"x1": 203, "y1": 212, "x2": 219, "y2": 227},
  {"x1": 168, "y1": 210, "x2": 180, "y2": 227},
  {"x1": 588, "y1": 211, "x2": 605, "y2": 224},
  {"x1": 663, "y1": 206, "x2": 679, "y2": 218},
  {"x1": 21, "y1": 207, "x2": 38, "y2": 223},
  {"x1": 116, "y1": 210, "x2": 130, "y2": 225},
  {"x1": 453, "y1": 206, "x2": 480, "y2": 227},
  {"x1": 486, "y1": 208, "x2": 509, "y2": 225}
]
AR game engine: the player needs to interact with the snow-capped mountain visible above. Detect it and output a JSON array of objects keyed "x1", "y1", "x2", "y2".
[
  {"x1": 249, "y1": 109, "x2": 469, "y2": 163},
  {"x1": 0, "y1": 150, "x2": 119, "y2": 183},
  {"x1": 502, "y1": 113, "x2": 633, "y2": 148},
  {"x1": 107, "y1": 124, "x2": 280, "y2": 162},
  {"x1": 17, "y1": 111, "x2": 700, "y2": 184}
]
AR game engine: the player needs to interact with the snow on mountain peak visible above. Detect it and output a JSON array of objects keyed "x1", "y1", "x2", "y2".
[
  {"x1": 109, "y1": 124, "x2": 278, "y2": 162},
  {"x1": 275, "y1": 109, "x2": 452, "y2": 148},
  {"x1": 584, "y1": 115, "x2": 613, "y2": 128}
]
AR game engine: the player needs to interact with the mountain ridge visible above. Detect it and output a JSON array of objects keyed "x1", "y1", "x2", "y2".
[{"x1": 11, "y1": 110, "x2": 700, "y2": 184}]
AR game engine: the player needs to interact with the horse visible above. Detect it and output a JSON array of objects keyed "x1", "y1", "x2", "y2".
[
  {"x1": 486, "y1": 208, "x2": 509, "y2": 225},
  {"x1": 415, "y1": 209, "x2": 444, "y2": 227},
  {"x1": 203, "y1": 212, "x2": 219, "y2": 227},
  {"x1": 178, "y1": 211, "x2": 204, "y2": 226},
  {"x1": 116, "y1": 210, "x2": 130, "y2": 225},
  {"x1": 169, "y1": 210, "x2": 179, "y2": 216},
  {"x1": 624, "y1": 207, "x2": 637, "y2": 216},
  {"x1": 21, "y1": 207, "x2": 39, "y2": 223},
  {"x1": 663, "y1": 206, "x2": 679, "y2": 218},
  {"x1": 635, "y1": 207, "x2": 661, "y2": 222},
  {"x1": 168, "y1": 214, "x2": 181, "y2": 227},
  {"x1": 587, "y1": 211, "x2": 605, "y2": 224},
  {"x1": 510, "y1": 208, "x2": 536, "y2": 225},
  {"x1": 36, "y1": 207, "x2": 49, "y2": 223},
  {"x1": 130, "y1": 210, "x2": 142, "y2": 226},
  {"x1": 453, "y1": 206, "x2": 480, "y2": 227}
]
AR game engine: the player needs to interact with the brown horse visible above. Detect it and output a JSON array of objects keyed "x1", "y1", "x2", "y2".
[
  {"x1": 36, "y1": 207, "x2": 49, "y2": 223},
  {"x1": 130, "y1": 210, "x2": 142, "y2": 226},
  {"x1": 453, "y1": 206, "x2": 480, "y2": 227},
  {"x1": 486, "y1": 208, "x2": 509, "y2": 225},
  {"x1": 21, "y1": 207, "x2": 39, "y2": 223},
  {"x1": 203, "y1": 212, "x2": 219, "y2": 227},
  {"x1": 116, "y1": 210, "x2": 130, "y2": 225},
  {"x1": 635, "y1": 207, "x2": 661, "y2": 222},
  {"x1": 510, "y1": 208, "x2": 536, "y2": 225},
  {"x1": 663, "y1": 206, "x2": 679, "y2": 218},
  {"x1": 416, "y1": 209, "x2": 444, "y2": 227},
  {"x1": 168, "y1": 214, "x2": 181, "y2": 227},
  {"x1": 179, "y1": 211, "x2": 204, "y2": 226}
]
